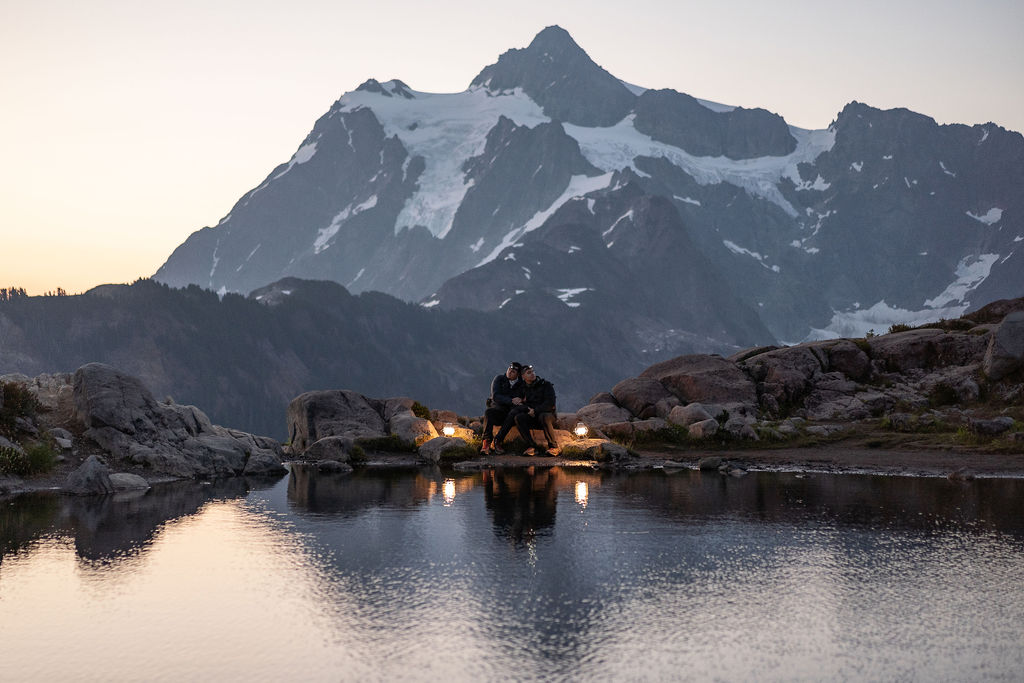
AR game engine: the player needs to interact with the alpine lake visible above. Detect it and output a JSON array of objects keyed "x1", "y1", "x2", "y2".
[{"x1": 2, "y1": 463, "x2": 1022, "y2": 682}]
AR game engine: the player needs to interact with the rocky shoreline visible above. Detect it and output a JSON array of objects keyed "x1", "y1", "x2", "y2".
[{"x1": 2, "y1": 299, "x2": 1022, "y2": 497}]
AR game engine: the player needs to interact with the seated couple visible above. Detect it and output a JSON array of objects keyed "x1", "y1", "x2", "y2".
[{"x1": 481, "y1": 362, "x2": 559, "y2": 457}]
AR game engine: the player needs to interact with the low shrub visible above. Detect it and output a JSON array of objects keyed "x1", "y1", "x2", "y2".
[
  {"x1": 411, "y1": 402, "x2": 430, "y2": 419},
  {"x1": 438, "y1": 443, "x2": 482, "y2": 461},
  {"x1": 1, "y1": 382, "x2": 43, "y2": 437},
  {"x1": 0, "y1": 442, "x2": 57, "y2": 476},
  {"x1": 348, "y1": 444, "x2": 367, "y2": 464}
]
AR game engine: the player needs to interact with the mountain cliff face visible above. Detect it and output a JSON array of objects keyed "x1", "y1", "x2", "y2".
[{"x1": 154, "y1": 25, "x2": 1024, "y2": 350}]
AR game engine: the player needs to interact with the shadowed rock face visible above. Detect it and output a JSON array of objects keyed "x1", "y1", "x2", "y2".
[
  {"x1": 640, "y1": 354, "x2": 758, "y2": 405},
  {"x1": 286, "y1": 390, "x2": 387, "y2": 452},
  {"x1": 73, "y1": 363, "x2": 285, "y2": 479},
  {"x1": 633, "y1": 89, "x2": 796, "y2": 159},
  {"x1": 984, "y1": 311, "x2": 1024, "y2": 380},
  {"x1": 471, "y1": 25, "x2": 636, "y2": 127}
]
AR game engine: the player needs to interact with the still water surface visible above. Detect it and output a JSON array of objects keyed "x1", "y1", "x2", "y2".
[{"x1": 2, "y1": 466, "x2": 1023, "y2": 682}]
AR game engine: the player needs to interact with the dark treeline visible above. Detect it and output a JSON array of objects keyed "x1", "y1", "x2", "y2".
[
  {"x1": 0, "y1": 278, "x2": 646, "y2": 439},
  {"x1": 1, "y1": 287, "x2": 68, "y2": 301}
]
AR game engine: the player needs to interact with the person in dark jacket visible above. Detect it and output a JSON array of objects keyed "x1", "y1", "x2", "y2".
[
  {"x1": 512, "y1": 365, "x2": 559, "y2": 456},
  {"x1": 481, "y1": 362, "x2": 525, "y2": 455}
]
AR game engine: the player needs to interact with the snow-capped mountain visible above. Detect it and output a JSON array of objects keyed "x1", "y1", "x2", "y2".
[{"x1": 155, "y1": 25, "x2": 1024, "y2": 348}]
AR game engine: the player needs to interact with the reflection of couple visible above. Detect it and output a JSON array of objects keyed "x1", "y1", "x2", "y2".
[
  {"x1": 481, "y1": 362, "x2": 559, "y2": 457},
  {"x1": 481, "y1": 467, "x2": 558, "y2": 543}
]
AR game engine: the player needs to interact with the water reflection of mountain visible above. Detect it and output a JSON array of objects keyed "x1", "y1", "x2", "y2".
[{"x1": 0, "y1": 477, "x2": 281, "y2": 563}]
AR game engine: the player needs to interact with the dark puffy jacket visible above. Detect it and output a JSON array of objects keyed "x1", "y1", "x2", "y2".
[
  {"x1": 523, "y1": 377, "x2": 556, "y2": 414},
  {"x1": 490, "y1": 374, "x2": 525, "y2": 409}
]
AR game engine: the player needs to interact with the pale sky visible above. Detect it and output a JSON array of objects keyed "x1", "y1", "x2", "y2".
[{"x1": 2, "y1": 0, "x2": 1022, "y2": 295}]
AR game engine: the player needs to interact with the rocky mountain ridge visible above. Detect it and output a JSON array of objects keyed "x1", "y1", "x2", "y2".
[{"x1": 154, "y1": 25, "x2": 1024, "y2": 350}]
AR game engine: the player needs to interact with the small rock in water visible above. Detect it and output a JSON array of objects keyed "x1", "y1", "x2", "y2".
[
  {"x1": 947, "y1": 467, "x2": 975, "y2": 482},
  {"x1": 698, "y1": 456, "x2": 722, "y2": 471}
]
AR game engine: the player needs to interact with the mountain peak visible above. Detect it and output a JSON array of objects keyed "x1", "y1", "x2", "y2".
[
  {"x1": 527, "y1": 24, "x2": 581, "y2": 53},
  {"x1": 470, "y1": 26, "x2": 635, "y2": 127}
]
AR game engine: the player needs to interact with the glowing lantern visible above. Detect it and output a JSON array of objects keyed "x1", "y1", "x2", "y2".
[
  {"x1": 442, "y1": 422, "x2": 456, "y2": 437},
  {"x1": 574, "y1": 422, "x2": 589, "y2": 438}
]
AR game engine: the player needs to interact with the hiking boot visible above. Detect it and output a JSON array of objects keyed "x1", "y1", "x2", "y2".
[
  {"x1": 545, "y1": 447, "x2": 559, "y2": 457},
  {"x1": 492, "y1": 442, "x2": 505, "y2": 455},
  {"x1": 523, "y1": 447, "x2": 536, "y2": 456},
  {"x1": 480, "y1": 439, "x2": 491, "y2": 455}
]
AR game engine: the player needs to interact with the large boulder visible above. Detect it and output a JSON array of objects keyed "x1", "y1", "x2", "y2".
[
  {"x1": 823, "y1": 340, "x2": 872, "y2": 381},
  {"x1": 610, "y1": 377, "x2": 675, "y2": 419},
  {"x1": 740, "y1": 345, "x2": 824, "y2": 412},
  {"x1": 110, "y1": 472, "x2": 150, "y2": 491},
  {"x1": 390, "y1": 411, "x2": 438, "y2": 445},
  {"x1": 418, "y1": 436, "x2": 467, "y2": 463},
  {"x1": 577, "y1": 402, "x2": 633, "y2": 428},
  {"x1": 688, "y1": 419, "x2": 719, "y2": 439},
  {"x1": 286, "y1": 390, "x2": 386, "y2": 452},
  {"x1": 304, "y1": 436, "x2": 356, "y2": 462},
  {"x1": 667, "y1": 403, "x2": 713, "y2": 427},
  {"x1": 64, "y1": 455, "x2": 115, "y2": 495},
  {"x1": 73, "y1": 363, "x2": 285, "y2": 479},
  {"x1": 868, "y1": 329, "x2": 988, "y2": 373},
  {"x1": 641, "y1": 354, "x2": 757, "y2": 405},
  {"x1": 983, "y1": 311, "x2": 1024, "y2": 380}
]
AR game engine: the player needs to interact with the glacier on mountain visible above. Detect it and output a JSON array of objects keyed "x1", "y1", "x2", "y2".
[{"x1": 338, "y1": 81, "x2": 837, "y2": 238}]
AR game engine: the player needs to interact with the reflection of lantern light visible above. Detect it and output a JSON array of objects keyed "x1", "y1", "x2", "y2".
[
  {"x1": 574, "y1": 422, "x2": 589, "y2": 438},
  {"x1": 443, "y1": 479, "x2": 456, "y2": 506},
  {"x1": 575, "y1": 481, "x2": 589, "y2": 508},
  {"x1": 442, "y1": 422, "x2": 456, "y2": 437}
]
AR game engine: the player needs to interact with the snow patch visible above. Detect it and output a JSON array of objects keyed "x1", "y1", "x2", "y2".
[
  {"x1": 789, "y1": 170, "x2": 831, "y2": 191},
  {"x1": 339, "y1": 86, "x2": 548, "y2": 239},
  {"x1": 271, "y1": 141, "x2": 320, "y2": 182},
  {"x1": 555, "y1": 287, "x2": 591, "y2": 308},
  {"x1": 850, "y1": 161, "x2": 863, "y2": 172},
  {"x1": 966, "y1": 208, "x2": 1003, "y2": 225},
  {"x1": 724, "y1": 240, "x2": 782, "y2": 271},
  {"x1": 939, "y1": 161, "x2": 956, "y2": 178},
  {"x1": 925, "y1": 254, "x2": 999, "y2": 308},
  {"x1": 314, "y1": 196, "x2": 378, "y2": 253},
  {"x1": 603, "y1": 209, "x2": 634, "y2": 238},
  {"x1": 564, "y1": 116, "x2": 835, "y2": 218},
  {"x1": 421, "y1": 299, "x2": 440, "y2": 308},
  {"x1": 674, "y1": 195, "x2": 701, "y2": 206},
  {"x1": 348, "y1": 268, "x2": 366, "y2": 287},
  {"x1": 210, "y1": 239, "x2": 221, "y2": 280},
  {"x1": 806, "y1": 300, "x2": 970, "y2": 340},
  {"x1": 476, "y1": 173, "x2": 614, "y2": 267},
  {"x1": 469, "y1": 237, "x2": 485, "y2": 253}
]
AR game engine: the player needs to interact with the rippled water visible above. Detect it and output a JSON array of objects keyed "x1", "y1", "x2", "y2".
[{"x1": 2, "y1": 466, "x2": 1023, "y2": 682}]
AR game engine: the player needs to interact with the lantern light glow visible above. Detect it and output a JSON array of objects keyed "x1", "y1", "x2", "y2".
[
  {"x1": 574, "y1": 422, "x2": 589, "y2": 438},
  {"x1": 443, "y1": 479, "x2": 456, "y2": 506},
  {"x1": 575, "y1": 481, "x2": 589, "y2": 508},
  {"x1": 442, "y1": 422, "x2": 456, "y2": 437}
]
